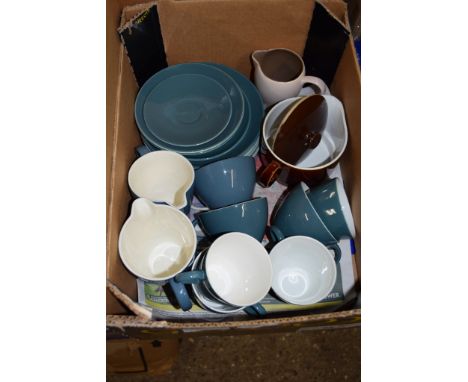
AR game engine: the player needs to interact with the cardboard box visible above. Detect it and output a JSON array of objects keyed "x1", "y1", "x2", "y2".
[
  {"x1": 106, "y1": 0, "x2": 361, "y2": 338},
  {"x1": 107, "y1": 338, "x2": 179, "y2": 375}
]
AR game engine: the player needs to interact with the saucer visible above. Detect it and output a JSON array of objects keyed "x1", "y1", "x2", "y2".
[{"x1": 135, "y1": 63, "x2": 245, "y2": 152}]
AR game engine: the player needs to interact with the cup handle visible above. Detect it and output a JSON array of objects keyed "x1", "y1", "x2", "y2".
[
  {"x1": 257, "y1": 160, "x2": 282, "y2": 188},
  {"x1": 175, "y1": 270, "x2": 206, "y2": 284},
  {"x1": 243, "y1": 303, "x2": 267, "y2": 316},
  {"x1": 301, "y1": 76, "x2": 330, "y2": 95},
  {"x1": 168, "y1": 278, "x2": 193, "y2": 311},
  {"x1": 135, "y1": 144, "x2": 151, "y2": 158},
  {"x1": 326, "y1": 243, "x2": 342, "y2": 263},
  {"x1": 269, "y1": 225, "x2": 285, "y2": 243}
]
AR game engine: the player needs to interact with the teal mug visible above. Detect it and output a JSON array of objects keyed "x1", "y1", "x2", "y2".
[
  {"x1": 269, "y1": 182, "x2": 341, "y2": 262},
  {"x1": 175, "y1": 233, "x2": 272, "y2": 315},
  {"x1": 306, "y1": 177, "x2": 356, "y2": 240}
]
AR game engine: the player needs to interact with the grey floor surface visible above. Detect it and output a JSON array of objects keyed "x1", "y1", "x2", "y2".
[{"x1": 108, "y1": 326, "x2": 360, "y2": 381}]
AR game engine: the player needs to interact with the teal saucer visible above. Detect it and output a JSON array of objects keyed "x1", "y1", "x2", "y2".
[{"x1": 135, "y1": 63, "x2": 245, "y2": 153}]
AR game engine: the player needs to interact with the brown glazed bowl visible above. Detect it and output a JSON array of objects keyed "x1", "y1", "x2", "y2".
[{"x1": 257, "y1": 95, "x2": 348, "y2": 188}]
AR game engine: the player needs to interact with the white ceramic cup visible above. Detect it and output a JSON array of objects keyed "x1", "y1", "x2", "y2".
[
  {"x1": 176, "y1": 232, "x2": 272, "y2": 308},
  {"x1": 206, "y1": 232, "x2": 272, "y2": 306},
  {"x1": 269, "y1": 236, "x2": 337, "y2": 305},
  {"x1": 118, "y1": 198, "x2": 197, "y2": 281},
  {"x1": 191, "y1": 251, "x2": 244, "y2": 314},
  {"x1": 252, "y1": 48, "x2": 330, "y2": 107},
  {"x1": 128, "y1": 150, "x2": 195, "y2": 213}
]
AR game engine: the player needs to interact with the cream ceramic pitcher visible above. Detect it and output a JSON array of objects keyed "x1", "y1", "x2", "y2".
[
  {"x1": 118, "y1": 198, "x2": 197, "y2": 310},
  {"x1": 252, "y1": 48, "x2": 329, "y2": 107}
]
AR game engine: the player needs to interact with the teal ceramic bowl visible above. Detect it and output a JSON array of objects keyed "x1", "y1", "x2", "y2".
[
  {"x1": 269, "y1": 182, "x2": 342, "y2": 262},
  {"x1": 196, "y1": 197, "x2": 268, "y2": 242},
  {"x1": 306, "y1": 177, "x2": 356, "y2": 239},
  {"x1": 195, "y1": 156, "x2": 256, "y2": 209},
  {"x1": 135, "y1": 63, "x2": 245, "y2": 154}
]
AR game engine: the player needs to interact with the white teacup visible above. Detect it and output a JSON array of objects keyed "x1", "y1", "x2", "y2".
[
  {"x1": 128, "y1": 150, "x2": 195, "y2": 214},
  {"x1": 176, "y1": 232, "x2": 272, "y2": 311},
  {"x1": 191, "y1": 251, "x2": 244, "y2": 314},
  {"x1": 252, "y1": 48, "x2": 330, "y2": 107},
  {"x1": 269, "y1": 236, "x2": 337, "y2": 305}
]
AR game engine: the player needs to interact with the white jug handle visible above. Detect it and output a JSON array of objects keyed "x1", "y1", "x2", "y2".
[{"x1": 301, "y1": 76, "x2": 330, "y2": 95}]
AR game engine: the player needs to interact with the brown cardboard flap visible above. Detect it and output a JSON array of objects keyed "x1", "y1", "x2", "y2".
[
  {"x1": 108, "y1": 280, "x2": 152, "y2": 320},
  {"x1": 107, "y1": 0, "x2": 134, "y2": 314},
  {"x1": 106, "y1": 35, "x2": 142, "y2": 308},
  {"x1": 330, "y1": 35, "x2": 361, "y2": 277},
  {"x1": 120, "y1": 0, "x2": 349, "y2": 87},
  {"x1": 120, "y1": 0, "x2": 348, "y2": 31},
  {"x1": 319, "y1": 0, "x2": 347, "y2": 24},
  {"x1": 157, "y1": 0, "x2": 316, "y2": 76},
  {"x1": 107, "y1": 0, "x2": 123, "y2": 259},
  {"x1": 106, "y1": 308, "x2": 361, "y2": 336},
  {"x1": 107, "y1": 288, "x2": 132, "y2": 315},
  {"x1": 120, "y1": 1, "x2": 155, "y2": 23}
]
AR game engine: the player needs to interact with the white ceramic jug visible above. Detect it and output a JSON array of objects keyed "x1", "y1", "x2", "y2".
[
  {"x1": 118, "y1": 198, "x2": 197, "y2": 281},
  {"x1": 252, "y1": 48, "x2": 329, "y2": 107}
]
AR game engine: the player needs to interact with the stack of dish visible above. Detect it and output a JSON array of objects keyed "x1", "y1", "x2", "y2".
[{"x1": 135, "y1": 63, "x2": 264, "y2": 168}]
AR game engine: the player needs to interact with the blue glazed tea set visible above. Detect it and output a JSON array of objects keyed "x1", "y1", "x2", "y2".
[{"x1": 118, "y1": 48, "x2": 356, "y2": 315}]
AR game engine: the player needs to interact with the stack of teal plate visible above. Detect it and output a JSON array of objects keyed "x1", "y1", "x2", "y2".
[{"x1": 135, "y1": 63, "x2": 264, "y2": 168}]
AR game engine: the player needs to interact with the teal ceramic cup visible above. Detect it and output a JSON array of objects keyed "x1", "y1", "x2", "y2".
[
  {"x1": 269, "y1": 182, "x2": 341, "y2": 262},
  {"x1": 175, "y1": 233, "x2": 272, "y2": 315},
  {"x1": 306, "y1": 177, "x2": 356, "y2": 240},
  {"x1": 195, "y1": 197, "x2": 268, "y2": 242},
  {"x1": 194, "y1": 156, "x2": 256, "y2": 209}
]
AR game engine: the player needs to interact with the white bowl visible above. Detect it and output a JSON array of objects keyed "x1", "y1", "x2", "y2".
[{"x1": 270, "y1": 236, "x2": 337, "y2": 305}]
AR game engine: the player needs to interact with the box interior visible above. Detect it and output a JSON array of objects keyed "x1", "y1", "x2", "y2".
[{"x1": 107, "y1": 0, "x2": 360, "y2": 319}]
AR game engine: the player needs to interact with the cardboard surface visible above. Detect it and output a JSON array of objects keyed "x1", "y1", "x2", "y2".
[
  {"x1": 106, "y1": 0, "x2": 361, "y2": 332},
  {"x1": 157, "y1": 0, "x2": 316, "y2": 77},
  {"x1": 107, "y1": 338, "x2": 179, "y2": 375},
  {"x1": 107, "y1": 0, "x2": 128, "y2": 313},
  {"x1": 330, "y1": 36, "x2": 361, "y2": 277},
  {"x1": 106, "y1": 0, "x2": 121, "y2": 255},
  {"x1": 106, "y1": 309, "x2": 361, "y2": 339}
]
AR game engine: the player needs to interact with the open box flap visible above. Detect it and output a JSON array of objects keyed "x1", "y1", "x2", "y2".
[
  {"x1": 106, "y1": 307, "x2": 361, "y2": 337},
  {"x1": 118, "y1": 0, "x2": 350, "y2": 86}
]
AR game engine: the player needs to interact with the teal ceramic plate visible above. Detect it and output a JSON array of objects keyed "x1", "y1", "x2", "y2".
[
  {"x1": 135, "y1": 63, "x2": 245, "y2": 151},
  {"x1": 185, "y1": 63, "x2": 263, "y2": 165},
  {"x1": 141, "y1": 133, "x2": 259, "y2": 169},
  {"x1": 139, "y1": 63, "x2": 264, "y2": 167}
]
